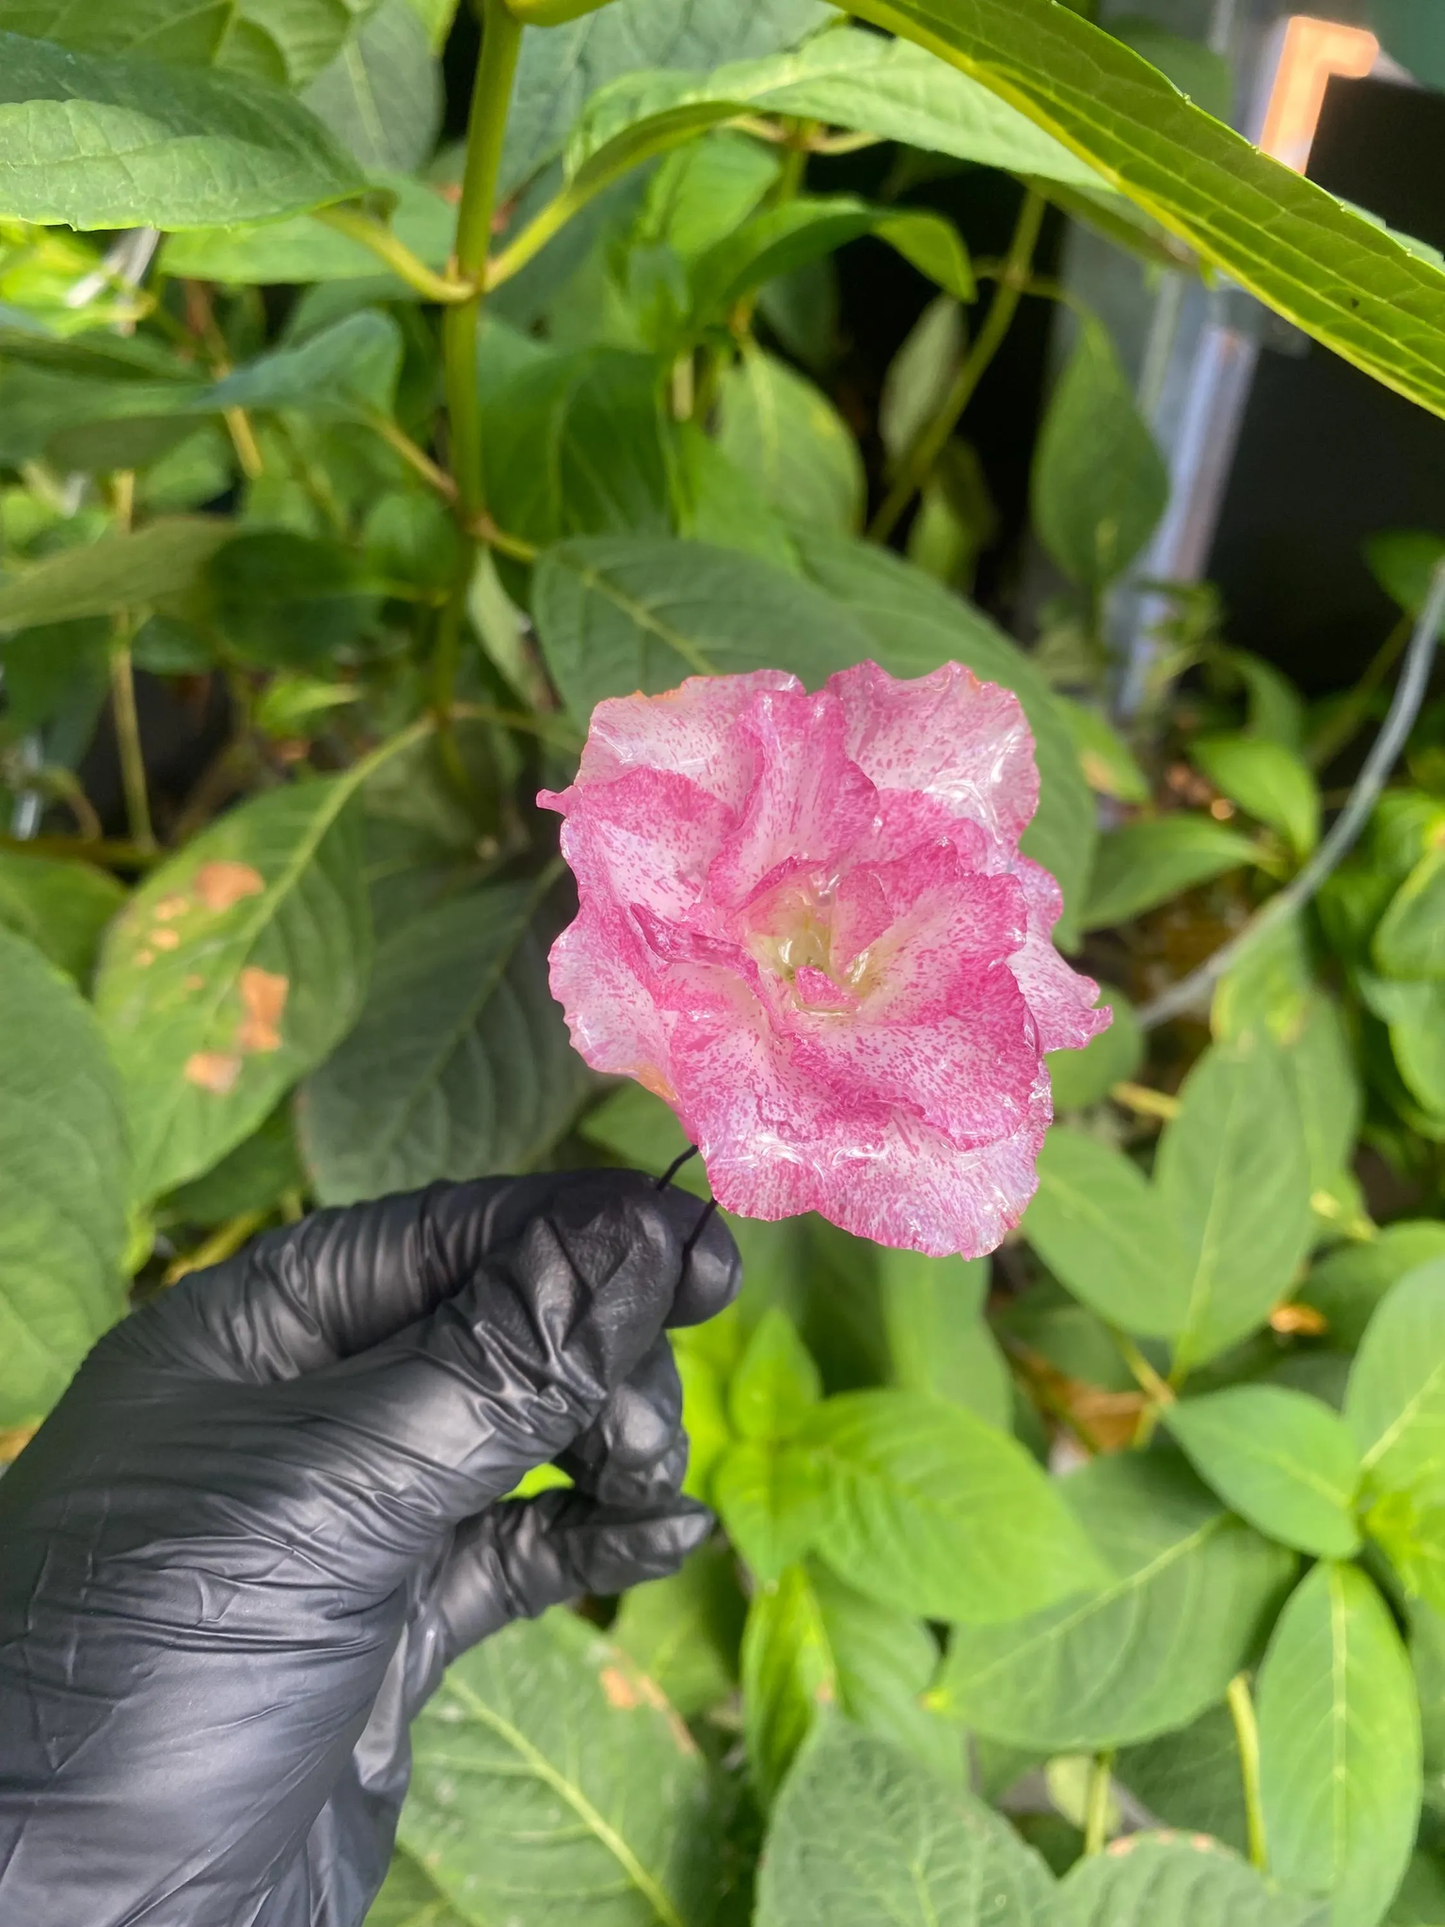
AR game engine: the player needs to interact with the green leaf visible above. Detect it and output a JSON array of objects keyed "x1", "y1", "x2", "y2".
[
  {"x1": 1157, "y1": 1033, "x2": 1315, "y2": 1373},
  {"x1": 0, "y1": 32, "x2": 364, "y2": 229},
  {"x1": 712, "y1": 1437, "x2": 830, "y2": 1583},
  {"x1": 1387, "y1": 1853, "x2": 1445, "y2": 1927},
  {"x1": 808, "y1": 1561, "x2": 958, "y2": 1780},
  {"x1": 0, "y1": 850, "x2": 124, "y2": 985},
  {"x1": 532, "y1": 534, "x2": 869, "y2": 724},
  {"x1": 1110, "y1": 14, "x2": 1234, "y2": 119},
  {"x1": 163, "y1": 1102, "x2": 303, "y2": 1227},
  {"x1": 1259, "y1": 1562, "x2": 1421, "y2": 1927},
  {"x1": 937, "y1": 1454, "x2": 1296, "y2": 1750},
  {"x1": 1360, "y1": 974, "x2": 1445, "y2": 1116},
  {"x1": 1366, "y1": 1490, "x2": 1445, "y2": 1619},
  {"x1": 1303, "y1": 1225, "x2": 1445, "y2": 1352},
  {"x1": 790, "y1": 530, "x2": 1095, "y2": 946},
  {"x1": 1050, "y1": 1832, "x2": 1325, "y2": 1927},
  {"x1": 483, "y1": 346, "x2": 673, "y2": 548},
  {"x1": 716, "y1": 347, "x2": 865, "y2": 534},
  {"x1": 203, "y1": 530, "x2": 378, "y2": 668},
  {"x1": 1375, "y1": 850, "x2": 1445, "y2": 981},
  {"x1": 500, "y1": 0, "x2": 829, "y2": 198},
  {"x1": 206, "y1": 311, "x2": 403, "y2": 419},
  {"x1": 847, "y1": 0, "x2": 1445, "y2": 423},
  {"x1": 880, "y1": 293, "x2": 964, "y2": 468},
  {"x1": 399, "y1": 1608, "x2": 721, "y2": 1927},
  {"x1": 298, "y1": 875, "x2": 587, "y2": 1205},
  {"x1": 1192, "y1": 733, "x2": 1321, "y2": 860},
  {"x1": 1032, "y1": 314, "x2": 1167, "y2": 589},
  {"x1": 669, "y1": 422, "x2": 799, "y2": 570},
  {"x1": 1165, "y1": 1385, "x2": 1363, "y2": 1560},
  {"x1": 0, "y1": 926, "x2": 130, "y2": 1427},
  {"x1": 1046, "y1": 988, "x2": 1143, "y2": 1110},
  {"x1": 0, "y1": 0, "x2": 383, "y2": 83},
  {"x1": 729, "y1": 1308, "x2": 821, "y2": 1445},
  {"x1": 877, "y1": 1247, "x2": 1011, "y2": 1431},
  {"x1": 301, "y1": 0, "x2": 440, "y2": 176},
  {"x1": 159, "y1": 173, "x2": 454, "y2": 286},
  {"x1": 0, "y1": 518, "x2": 230, "y2": 633},
  {"x1": 799, "y1": 1387, "x2": 1103, "y2": 1624},
  {"x1": 742, "y1": 1563, "x2": 839, "y2": 1802},
  {"x1": 94, "y1": 775, "x2": 372, "y2": 1201},
  {"x1": 366, "y1": 1846, "x2": 469, "y2": 1927},
  {"x1": 756, "y1": 1716, "x2": 1053, "y2": 1927},
  {"x1": 1025, "y1": 1126, "x2": 1191, "y2": 1339},
  {"x1": 573, "y1": 26, "x2": 1114, "y2": 194},
  {"x1": 1347, "y1": 1257, "x2": 1445, "y2": 1500},
  {"x1": 1412, "y1": 1598, "x2": 1445, "y2": 1777},
  {"x1": 1366, "y1": 531, "x2": 1445, "y2": 632},
  {"x1": 1057, "y1": 696, "x2": 1150, "y2": 805},
  {"x1": 610, "y1": 1542, "x2": 743, "y2": 1721},
  {"x1": 1082, "y1": 816, "x2": 1259, "y2": 931},
  {"x1": 1116, "y1": 1703, "x2": 1250, "y2": 1858}
]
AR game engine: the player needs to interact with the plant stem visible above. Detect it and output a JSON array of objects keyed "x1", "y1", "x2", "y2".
[
  {"x1": 0, "y1": 833, "x2": 161, "y2": 868},
  {"x1": 109, "y1": 627, "x2": 154, "y2": 852},
  {"x1": 870, "y1": 187, "x2": 1047, "y2": 544},
  {"x1": 165, "y1": 1208, "x2": 268, "y2": 1285},
  {"x1": 316, "y1": 204, "x2": 474, "y2": 304},
  {"x1": 1139, "y1": 559, "x2": 1445, "y2": 1030},
  {"x1": 1227, "y1": 1672, "x2": 1268, "y2": 1873},
  {"x1": 444, "y1": 0, "x2": 523, "y2": 525},
  {"x1": 432, "y1": 575, "x2": 474, "y2": 803},
  {"x1": 1083, "y1": 1750, "x2": 1115, "y2": 1854},
  {"x1": 363, "y1": 410, "x2": 457, "y2": 499}
]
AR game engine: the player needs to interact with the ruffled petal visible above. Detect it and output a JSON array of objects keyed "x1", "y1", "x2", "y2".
[
  {"x1": 829, "y1": 659, "x2": 1039, "y2": 848},
  {"x1": 551, "y1": 766, "x2": 733, "y2": 923},
  {"x1": 1006, "y1": 858, "x2": 1108, "y2": 1053},
  {"x1": 567, "y1": 670, "x2": 801, "y2": 810}
]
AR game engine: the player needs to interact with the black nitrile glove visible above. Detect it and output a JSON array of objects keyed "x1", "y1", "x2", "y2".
[{"x1": 0, "y1": 1169, "x2": 738, "y2": 1927}]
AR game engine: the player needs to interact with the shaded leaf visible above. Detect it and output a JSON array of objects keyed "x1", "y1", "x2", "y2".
[
  {"x1": 159, "y1": 174, "x2": 454, "y2": 286},
  {"x1": 1116, "y1": 1702, "x2": 1250, "y2": 1857},
  {"x1": 163, "y1": 1103, "x2": 304, "y2": 1227},
  {"x1": 938, "y1": 1454, "x2": 1295, "y2": 1751},
  {"x1": 1259, "y1": 1562, "x2": 1420, "y2": 1927},
  {"x1": 716, "y1": 347, "x2": 865, "y2": 535},
  {"x1": 1050, "y1": 1832, "x2": 1325, "y2": 1927},
  {"x1": 1348, "y1": 1257, "x2": 1445, "y2": 1500},
  {"x1": 1303, "y1": 1225, "x2": 1445, "y2": 1353},
  {"x1": 365, "y1": 1846, "x2": 468, "y2": 1927},
  {"x1": 0, "y1": 31, "x2": 364, "y2": 229},
  {"x1": 1082, "y1": 816, "x2": 1258, "y2": 931},
  {"x1": 0, "y1": 926, "x2": 130, "y2": 1427},
  {"x1": 1192, "y1": 733, "x2": 1320, "y2": 859},
  {"x1": 1046, "y1": 987, "x2": 1143, "y2": 1110},
  {"x1": 0, "y1": 518, "x2": 229, "y2": 633},
  {"x1": 729, "y1": 1308, "x2": 820, "y2": 1445},
  {"x1": 1375, "y1": 850, "x2": 1445, "y2": 981},
  {"x1": 302, "y1": 0, "x2": 440, "y2": 176},
  {"x1": 206, "y1": 311, "x2": 402, "y2": 419},
  {"x1": 610, "y1": 1542, "x2": 743, "y2": 1722},
  {"x1": 0, "y1": 849, "x2": 124, "y2": 984},
  {"x1": 877, "y1": 1247, "x2": 1011, "y2": 1431},
  {"x1": 299, "y1": 875, "x2": 587, "y2": 1205}
]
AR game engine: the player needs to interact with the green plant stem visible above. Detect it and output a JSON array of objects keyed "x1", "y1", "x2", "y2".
[
  {"x1": 444, "y1": 0, "x2": 523, "y2": 525},
  {"x1": 1083, "y1": 1750, "x2": 1115, "y2": 1854},
  {"x1": 109, "y1": 622, "x2": 154, "y2": 853},
  {"x1": 0, "y1": 833, "x2": 161, "y2": 869},
  {"x1": 316, "y1": 205, "x2": 474, "y2": 304},
  {"x1": 1308, "y1": 611, "x2": 1411, "y2": 771},
  {"x1": 1227, "y1": 1672, "x2": 1268, "y2": 1872},
  {"x1": 869, "y1": 187, "x2": 1047, "y2": 543},
  {"x1": 432, "y1": 574, "x2": 475, "y2": 803},
  {"x1": 165, "y1": 1208, "x2": 268, "y2": 1285}
]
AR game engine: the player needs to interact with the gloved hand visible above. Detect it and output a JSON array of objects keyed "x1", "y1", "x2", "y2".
[{"x1": 0, "y1": 1168, "x2": 738, "y2": 1927}]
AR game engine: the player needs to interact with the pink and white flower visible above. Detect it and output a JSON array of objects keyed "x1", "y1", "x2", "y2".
[{"x1": 541, "y1": 662, "x2": 1107, "y2": 1257}]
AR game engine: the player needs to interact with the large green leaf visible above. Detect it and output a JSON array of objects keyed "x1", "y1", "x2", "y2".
[
  {"x1": 1082, "y1": 816, "x2": 1259, "y2": 931},
  {"x1": 1050, "y1": 1833, "x2": 1326, "y2": 1927},
  {"x1": 1025, "y1": 1126, "x2": 1191, "y2": 1338},
  {"x1": 483, "y1": 347, "x2": 673, "y2": 548},
  {"x1": 1375, "y1": 850, "x2": 1445, "y2": 982},
  {"x1": 1259, "y1": 1563, "x2": 1421, "y2": 1927},
  {"x1": 877, "y1": 1247, "x2": 1011, "y2": 1431},
  {"x1": 0, "y1": 32, "x2": 364, "y2": 229},
  {"x1": 0, "y1": 926, "x2": 130, "y2": 1428},
  {"x1": 301, "y1": 0, "x2": 440, "y2": 175},
  {"x1": 790, "y1": 531, "x2": 1095, "y2": 946},
  {"x1": 1165, "y1": 1385, "x2": 1362, "y2": 1560},
  {"x1": 610, "y1": 1542, "x2": 742, "y2": 1721},
  {"x1": 716, "y1": 348, "x2": 865, "y2": 534},
  {"x1": 937, "y1": 1455, "x2": 1295, "y2": 1751},
  {"x1": 1302, "y1": 1224, "x2": 1445, "y2": 1353},
  {"x1": 159, "y1": 173, "x2": 453, "y2": 285},
  {"x1": 0, "y1": 850, "x2": 125, "y2": 985},
  {"x1": 1192, "y1": 734, "x2": 1321, "y2": 861},
  {"x1": 298, "y1": 875, "x2": 587, "y2": 1205},
  {"x1": 798, "y1": 1387, "x2": 1103, "y2": 1624},
  {"x1": 500, "y1": 0, "x2": 828, "y2": 197},
  {"x1": 1156, "y1": 1034, "x2": 1314, "y2": 1374},
  {"x1": 0, "y1": 519, "x2": 230, "y2": 633},
  {"x1": 844, "y1": 0, "x2": 1445, "y2": 421},
  {"x1": 1046, "y1": 987, "x2": 1142, "y2": 1110},
  {"x1": 755, "y1": 1718, "x2": 1053, "y2": 1927},
  {"x1": 1347, "y1": 1258, "x2": 1445, "y2": 1500},
  {"x1": 0, "y1": 0, "x2": 384, "y2": 88},
  {"x1": 398, "y1": 1608, "x2": 722, "y2": 1927},
  {"x1": 206, "y1": 311, "x2": 402, "y2": 418},
  {"x1": 532, "y1": 534, "x2": 870, "y2": 723},
  {"x1": 572, "y1": 25, "x2": 1109, "y2": 192},
  {"x1": 1116, "y1": 1703, "x2": 1250, "y2": 1857},
  {"x1": 94, "y1": 776, "x2": 372, "y2": 1201},
  {"x1": 366, "y1": 1847, "x2": 468, "y2": 1927},
  {"x1": 1032, "y1": 313, "x2": 1167, "y2": 591}
]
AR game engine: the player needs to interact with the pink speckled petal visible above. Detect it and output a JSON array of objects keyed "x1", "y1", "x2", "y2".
[
  {"x1": 571, "y1": 670, "x2": 801, "y2": 809},
  {"x1": 705, "y1": 685, "x2": 879, "y2": 907},
  {"x1": 547, "y1": 906, "x2": 669, "y2": 1084},
  {"x1": 552, "y1": 766, "x2": 733, "y2": 923},
  {"x1": 830, "y1": 659, "x2": 1039, "y2": 846},
  {"x1": 1006, "y1": 858, "x2": 1108, "y2": 1053},
  {"x1": 834, "y1": 844, "x2": 1026, "y2": 1004}
]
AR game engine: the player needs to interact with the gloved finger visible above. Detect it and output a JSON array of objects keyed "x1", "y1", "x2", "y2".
[
  {"x1": 429, "y1": 1491, "x2": 713, "y2": 1682},
  {"x1": 113, "y1": 1169, "x2": 732, "y2": 1384},
  {"x1": 556, "y1": 1335, "x2": 687, "y2": 1507}
]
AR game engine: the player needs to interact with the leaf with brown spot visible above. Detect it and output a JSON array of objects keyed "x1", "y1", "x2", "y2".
[
  {"x1": 95, "y1": 778, "x2": 370, "y2": 1199},
  {"x1": 150, "y1": 929, "x2": 180, "y2": 951}
]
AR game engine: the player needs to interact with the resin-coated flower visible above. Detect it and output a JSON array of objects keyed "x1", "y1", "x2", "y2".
[{"x1": 541, "y1": 663, "x2": 1107, "y2": 1256}]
